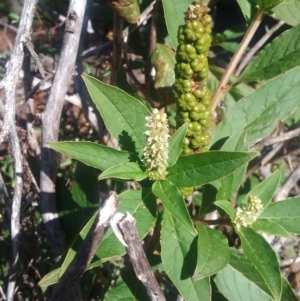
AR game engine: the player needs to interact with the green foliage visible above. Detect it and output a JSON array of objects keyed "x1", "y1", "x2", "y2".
[
  {"x1": 107, "y1": 0, "x2": 140, "y2": 23},
  {"x1": 271, "y1": 0, "x2": 300, "y2": 25},
  {"x1": 238, "y1": 228, "x2": 282, "y2": 300},
  {"x1": 161, "y1": 0, "x2": 209, "y2": 49},
  {"x1": 161, "y1": 209, "x2": 211, "y2": 301},
  {"x1": 11, "y1": 0, "x2": 300, "y2": 300},
  {"x1": 82, "y1": 74, "x2": 150, "y2": 157},
  {"x1": 213, "y1": 66, "x2": 300, "y2": 146},
  {"x1": 166, "y1": 151, "x2": 257, "y2": 187},
  {"x1": 193, "y1": 224, "x2": 230, "y2": 280},
  {"x1": 238, "y1": 24, "x2": 300, "y2": 82},
  {"x1": 214, "y1": 249, "x2": 298, "y2": 301}
]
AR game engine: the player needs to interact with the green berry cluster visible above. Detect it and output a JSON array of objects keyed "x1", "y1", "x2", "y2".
[{"x1": 173, "y1": 2, "x2": 212, "y2": 155}]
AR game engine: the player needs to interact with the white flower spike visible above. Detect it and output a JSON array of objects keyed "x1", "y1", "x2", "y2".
[
  {"x1": 234, "y1": 195, "x2": 263, "y2": 230},
  {"x1": 142, "y1": 108, "x2": 170, "y2": 181}
]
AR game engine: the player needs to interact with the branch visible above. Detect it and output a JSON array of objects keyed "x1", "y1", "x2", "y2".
[
  {"x1": 40, "y1": 0, "x2": 87, "y2": 259},
  {"x1": 235, "y1": 21, "x2": 285, "y2": 76},
  {"x1": 0, "y1": 0, "x2": 38, "y2": 300},
  {"x1": 274, "y1": 165, "x2": 300, "y2": 201},
  {"x1": 211, "y1": 10, "x2": 265, "y2": 113},
  {"x1": 48, "y1": 192, "x2": 119, "y2": 301},
  {"x1": 111, "y1": 212, "x2": 166, "y2": 301}
]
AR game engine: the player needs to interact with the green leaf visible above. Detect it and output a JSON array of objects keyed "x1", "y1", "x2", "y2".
[
  {"x1": 59, "y1": 211, "x2": 99, "y2": 278},
  {"x1": 41, "y1": 189, "x2": 156, "y2": 284},
  {"x1": 281, "y1": 277, "x2": 300, "y2": 301},
  {"x1": 251, "y1": 219, "x2": 291, "y2": 238},
  {"x1": 215, "y1": 201, "x2": 235, "y2": 220},
  {"x1": 116, "y1": 69, "x2": 151, "y2": 109},
  {"x1": 89, "y1": 189, "x2": 156, "y2": 269},
  {"x1": 199, "y1": 183, "x2": 218, "y2": 217},
  {"x1": 104, "y1": 270, "x2": 150, "y2": 301},
  {"x1": 168, "y1": 123, "x2": 187, "y2": 167},
  {"x1": 166, "y1": 151, "x2": 257, "y2": 187},
  {"x1": 98, "y1": 162, "x2": 147, "y2": 181},
  {"x1": 253, "y1": 0, "x2": 282, "y2": 10},
  {"x1": 208, "y1": 67, "x2": 255, "y2": 108},
  {"x1": 82, "y1": 74, "x2": 150, "y2": 157},
  {"x1": 161, "y1": 210, "x2": 211, "y2": 301},
  {"x1": 255, "y1": 197, "x2": 300, "y2": 235},
  {"x1": 193, "y1": 224, "x2": 230, "y2": 280},
  {"x1": 218, "y1": 41, "x2": 240, "y2": 53},
  {"x1": 71, "y1": 162, "x2": 99, "y2": 210},
  {"x1": 107, "y1": 0, "x2": 140, "y2": 24},
  {"x1": 212, "y1": 66, "x2": 300, "y2": 146},
  {"x1": 56, "y1": 178, "x2": 88, "y2": 245},
  {"x1": 214, "y1": 249, "x2": 274, "y2": 301},
  {"x1": 240, "y1": 170, "x2": 281, "y2": 208},
  {"x1": 161, "y1": 0, "x2": 209, "y2": 49},
  {"x1": 152, "y1": 180, "x2": 196, "y2": 235},
  {"x1": 49, "y1": 141, "x2": 134, "y2": 171},
  {"x1": 38, "y1": 265, "x2": 61, "y2": 287},
  {"x1": 151, "y1": 43, "x2": 176, "y2": 89},
  {"x1": 215, "y1": 249, "x2": 298, "y2": 301},
  {"x1": 238, "y1": 228, "x2": 282, "y2": 301},
  {"x1": 236, "y1": 0, "x2": 254, "y2": 22},
  {"x1": 239, "y1": 24, "x2": 300, "y2": 83},
  {"x1": 216, "y1": 132, "x2": 248, "y2": 201},
  {"x1": 271, "y1": 0, "x2": 300, "y2": 25}
]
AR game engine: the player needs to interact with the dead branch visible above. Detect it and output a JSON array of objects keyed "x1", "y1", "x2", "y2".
[
  {"x1": 40, "y1": 0, "x2": 87, "y2": 260},
  {"x1": 0, "y1": 0, "x2": 38, "y2": 300},
  {"x1": 111, "y1": 212, "x2": 166, "y2": 301},
  {"x1": 48, "y1": 192, "x2": 119, "y2": 301}
]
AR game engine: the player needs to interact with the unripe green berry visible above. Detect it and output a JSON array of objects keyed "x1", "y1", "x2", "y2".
[
  {"x1": 189, "y1": 111, "x2": 201, "y2": 121},
  {"x1": 194, "y1": 34, "x2": 211, "y2": 54},
  {"x1": 182, "y1": 137, "x2": 190, "y2": 146},
  {"x1": 177, "y1": 26, "x2": 186, "y2": 44},
  {"x1": 181, "y1": 148, "x2": 191, "y2": 156},
  {"x1": 191, "y1": 121, "x2": 202, "y2": 133},
  {"x1": 199, "y1": 110, "x2": 212, "y2": 119},
  {"x1": 178, "y1": 93, "x2": 196, "y2": 111},
  {"x1": 190, "y1": 58, "x2": 207, "y2": 72},
  {"x1": 202, "y1": 14, "x2": 212, "y2": 26},
  {"x1": 176, "y1": 62, "x2": 194, "y2": 79},
  {"x1": 177, "y1": 44, "x2": 197, "y2": 62},
  {"x1": 179, "y1": 186, "x2": 194, "y2": 197},
  {"x1": 197, "y1": 66, "x2": 209, "y2": 80},
  {"x1": 199, "y1": 119, "x2": 210, "y2": 128},
  {"x1": 173, "y1": 78, "x2": 193, "y2": 93},
  {"x1": 191, "y1": 138, "x2": 201, "y2": 148},
  {"x1": 184, "y1": 20, "x2": 205, "y2": 41},
  {"x1": 180, "y1": 111, "x2": 190, "y2": 119},
  {"x1": 201, "y1": 95, "x2": 211, "y2": 106},
  {"x1": 173, "y1": 3, "x2": 212, "y2": 155},
  {"x1": 193, "y1": 103, "x2": 206, "y2": 112},
  {"x1": 182, "y1": 117, "x2": 191, "y2": 123},
  {"x1": 193, "y1": 86, "x2": 208, "y2": 99}
]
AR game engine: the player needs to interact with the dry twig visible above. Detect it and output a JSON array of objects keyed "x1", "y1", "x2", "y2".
[
  {"x1": 48, "y1": 192, "x2": 119, "y2": 301},
  {"x1": 274, "y1": 165, "x2": 300, "y2": 201},
  {"x1": 0, "y1": 1, "x2": 38, "y2": 300},
  {"x1": 111, "y1": 212, "x2": 166, "y2": 301},
  {"x1": 235, "y1": 21, "x2": 285, "y2": 76},
  {"x1": 40, "y1": 0, "x2": 87, "y2": 259}
]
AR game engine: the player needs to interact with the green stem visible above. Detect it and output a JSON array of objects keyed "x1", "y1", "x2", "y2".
[{"x1": 211, "y1": 10, "x2": 265, "y2": 113}]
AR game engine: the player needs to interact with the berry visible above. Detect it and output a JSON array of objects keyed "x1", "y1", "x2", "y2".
[
  {"x1": 177, "y1": 44, "x2": 197, "y2": 62},
  {"x1": 172, "y1": 2, "x2": 212, "y2": 155},
  {"x1": 184, "y1": 20, "x2": 205, "y2": 41},
  {"x1": 176, "y1": 62, "x2": 194, "y2": 79}
]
